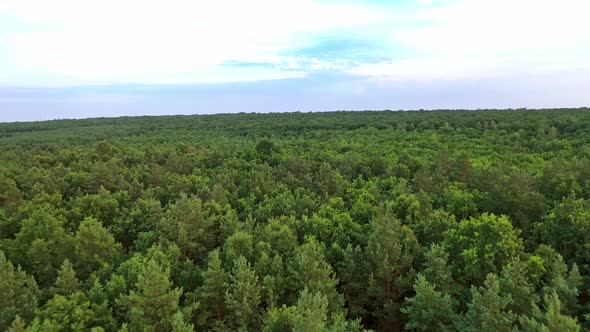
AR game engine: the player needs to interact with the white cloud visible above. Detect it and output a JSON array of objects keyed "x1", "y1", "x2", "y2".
[
  {"x1": 1, "y1": 0, "x2": 589, "y2": 85},
  {"x1": 350, "y1": 0, "x2": 590, "y2": 81},
  {"x1": 0, "y1": 0, "x2": 389, "y2": 85}
]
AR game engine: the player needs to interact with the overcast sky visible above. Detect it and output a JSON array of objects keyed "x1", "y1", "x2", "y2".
[{"x1": 1, "y1": 0, "x2": 589, "y2": 122}]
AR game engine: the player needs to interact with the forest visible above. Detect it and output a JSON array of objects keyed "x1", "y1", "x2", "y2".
[{"x1": 1, "y1": 108, "x2": 590, "y2": 332}]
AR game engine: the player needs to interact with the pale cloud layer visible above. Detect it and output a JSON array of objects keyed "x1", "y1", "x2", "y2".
[
  {"x1": 0, "y1": 0, "x2": 388, "y2": 85},
  {"x1": 0, "y1": 0, "x2": 588, "y2": 120}
]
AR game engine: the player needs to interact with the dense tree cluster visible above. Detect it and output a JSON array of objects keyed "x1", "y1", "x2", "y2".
[{"x1": 1, "y1": 108, "x2": 589, "y2": 331}]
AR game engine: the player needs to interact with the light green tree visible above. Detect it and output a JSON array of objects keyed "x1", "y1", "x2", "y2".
[
  {"x1": 121, "y1": 258, "x2": 183, "y2": 331},
  {"x1": 422, "y1": 244, "x2": 455, "y2": 295},
  {"x1": 519, "y1": 291, "x2": 580, "y2": 332},
  {"x1": 293, "y1": 289, "x2": 328, "y2": 332},
  {"x1": 289, "y1": 236, "x2": 343, "y2": 315},
  {"x1": 499, "y1": 257, "x2": 538, "y2": 316},
  {"x1": 225, "y1": 256, "x2": 262, "y2": 331},
  {"x1": 461, "y1": 273, "x2": 516, "y2": 332},
  {"x1": 443, "y1": 213, "x2": 524, "y2": 285},
  {"x1": 0, "y1": 251, "x2": 39, "y2": 331},
  {"x1": 75, "y1": 217, "x2": 122, "y2": 278},
  {"x1": 401, "y1": 275, "x2": 457, "y2": 331},
  {"x1": 197, "y1": 249, "x2": 229, "y2": 327},
  {"x1": 52, "y1": 259, "x2": 79, "y2": 296}
]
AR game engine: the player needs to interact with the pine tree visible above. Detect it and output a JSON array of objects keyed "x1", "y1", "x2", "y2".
[
  {"x1": 162, "y1": 194, "x2": 213, "y2": 262},
  {"x1": 423, "y1": 244, "x2": 455, "y2": 295},
  {"x1": 198, "y1": 249, "x2": 229, "y2": 327},
  {"x1": 0, "y1": 251, "x2": 39, "y2": 331},
  {"x1": 171, "y1": 311, "x2": 195, "y2": 332},
  {"x1": 289, "y1": 236, "x2": 343, "y2": 315},
  {"x1": 367, "y1": 210, "x2": 420, "y2": 331},
  {"x1": 224, "y1": 231, "x2": 254, "y2": 267},
  {"x1": 461, "y1": 273, "x2": 516, "y2": 332},
  {"x1": 122, "y1": 258, "x2": 182, "y2": 331},
  {"x1": 293, "y1": 288, "x2": 328, "y2": 332},
  {"x1": 7, "y1": 315, "x2": 27, "y2": 332},
  {"x1": 401, "y1": 275, "x2": 457, "y2": 331},
  {"x1": 335, "y1": 244, "x2": 368, "y2": 319},
  {"x1": 52, "y1": 259, "x2": 79, "y2": 296},
  {"x1": 519, "y1": 291, "x2": 580, "y2": 332},
  {"x1": 75, "y1": 217, "x2": 122, "y2": 279},
  {"x1": 225, "y1": 256, "x2": 262, "y2": 331},
  {"x1": 263, "y1": 305, "x2": 296, "y2": 332},
  {"x1": 499, "y1": 257, "x2": 538, "y2": 316},
  {"x1": 543, "y1": 255, "x2": 582, "y2": 316}
]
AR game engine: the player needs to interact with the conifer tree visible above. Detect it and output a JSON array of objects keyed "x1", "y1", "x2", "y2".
[
  {"x1": 225, "y1": 255, "x2": 262, "y2": 331},
  {"x1": 0, "y1": 251, "x2": 39, "y2": 331},
  {"x1": 401, "y1": 275, "x2": 457, "y2": 331},
  {"x1": 422, "y1": 244, "x2": 455, "y2": 295},
  {"x1": 7, "y1": 315, "x2": 27, "y2": 332},
  {"x1": 293, "y1": 288, "x2": 328, "y2": 332},
  {"x1": 499, "y1": 257, "x2": 538, "y2": 316},
  {"x1": 367, "y1": 210, "x2": 420, "y2": 331},
  {"x1": 198, "y1": 249, "x2": 229, "y2": 327},
  {"x1": 519, "y1": 291, "x2": 580, "y2": 332},
  {"x1": 75, "y1": 217, "x2": 122, "y2": 278},
  {"x1": 171, "y1": 312, "x2": 195, "y2": 332},
  {"x1": 122, "y1": 258, "x2": 182, "y2": 331},
  {"x1": 461, "y1": 273, "x2": 516, "y2": 332},
  {"x1": 289, "y1": 236, "x2": 343, "y2": 315},
  {"x1": 52, "y1": 259, "x2": 79, "y2": 296},
  {"x1": 543, "y1": 255, "x2": 582, "y2": 316}
]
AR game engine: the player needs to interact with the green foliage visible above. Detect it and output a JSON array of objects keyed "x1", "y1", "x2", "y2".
[
  {"x1": 542, "y1": 254, "x2": 582, "y2": 316},
  {"x1": 196, "y1": 249, "x2": 229, "y2": 327},
  {"x1": 422, "y1": 244, "x2": 456, "y2": 295},
  {"x1": 51, "y1": 259, "x2": 79, "y2": 296},
  {"x1": 499, "y1": 257, "x2": 538, "y2": 316},
  {"x1": 461, "y1": 273, "x2": 516, "y2": 332},
  {"x1": 401, "y1": 275, "x2": 457, "y2": 331},
  {"x1": 293, "y1": 289, "x2": 329, "y2": 332},
  {"x1": 161, "y1": 194, "x2": 211, "y2": 261},
  {"x1": 520, "y1": 291, "x2": 581, "y2": 332},
  {"x1": 75, "y1": 217, "x2": 122, "y2": 279},
  {"x1": 224, "y1": 231, "x2": 254, "y2": 266},
  {"x1": 7, "y1": 315, "x2": 27, "y2": 332},
  {"x1": 289, "y1": 236, "x2": 343, "y2": 315},
  {"x1": 225, "y1": 256, "x2": 262, "y2": 331},
  {"x1": 444, "y1": 213, "x2": 524, "y2": 285},
  {"x1": 119, "y1": 258, "x2": 183, "y2": 331},
  {"x1": 264, "y1": 305, "x2": 296, "y2": 332},
  {"x1": 367, "y1": 209, "x2": 420, "y2": 329},
  {"x1": 2, "y1": 109, "x2": 590, "y2": 330},
  {"x1": 0, "y1": 251, "x2": 39, "y2": 330},
  {"x1": 39, "y1": 291, "x2": 103, "y2": 331}
]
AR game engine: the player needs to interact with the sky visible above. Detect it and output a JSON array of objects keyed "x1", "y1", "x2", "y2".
[{"x1": 0, "y1": 0, "x2": 589, "y2": 122}]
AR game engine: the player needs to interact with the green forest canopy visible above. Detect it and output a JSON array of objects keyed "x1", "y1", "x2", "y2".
[{"x1": 1, "y1": 108, "x2": 590, "y2": 331}]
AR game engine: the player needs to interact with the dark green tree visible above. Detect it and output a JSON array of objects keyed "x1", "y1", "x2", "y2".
[{"x1": 367, "y1": 210, "x2": 420, "y2": 331}]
